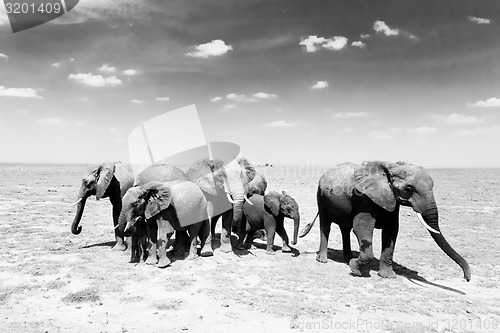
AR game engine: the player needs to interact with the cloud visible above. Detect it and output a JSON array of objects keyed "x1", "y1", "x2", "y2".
[
  {"x1": 98, "y1": 64, "x2": 117, "y2": 73},
  {"x1": 223, "y1": 104, "x2": 236, "y2": 110},
  {"x1": 68, "y1": 73, "x2": 122, "y2": 87},
  {"x1": 360, "y1": 34, "x2": 371, "y2": 39},
  {"x1": 470, "y1": 97, "x2": 500, "y2": 108},
  {"x1": 155, "y1": 97, "x2": 170, "y2": 102},
  {"x1": 186, "y1": 39, "x2": 233, "y2": 59},
  {"x1": 38, "y1": 118, "x2": 70, "y2": 126},
  {"x1": 311, "y1": 81, "x2": 329, "y2": 89},
  {"x1": 253, "y1": 92, "x2": 277, "y2": 99},
  {"x1": 414, "y1": 126, "x2": 437, "y2": 135},
  {"x1": 332, "y1": 112, "x2": 367, "y2": 118},
  {"x1": 351, "y1": 41, "x2": 366, "y2": 48},
  {"x1": 74, "y1": 121, "x2": 87, "y2": 127},
  {"x1": 123, "y1": 69, "x2": 137, "y2": 75},
  {"x1": 445, "y1": 113, "x2": 481, "y2": 124},
  {"x1": 130, "y1": 99, "x2": 145, "y2": 104},
  {"x1": 373, "y1": 20, "x2": 419, "y2": 40},
  {"x1": 0, "y1": 53, "x2": 8, "y2": 61},
  {"x1": 266, "y1": 120, "x2": 295, "y2": 128},
  {"x1": 226, "y1": 93, "x2": 256, "y2": 103},
  {"x1": 300, "y1": 35, "x2": 348, "y2": 52},
  {"x1": 468, "y1": 16, "x2": 490, "y2": 24},
  {"x1": 51, "y1": 62, "x2": 61, "y2": 68},
  {"x1": 370, "y1": 128, "x2": 402, "y2": 140},
  {"x1": 210, "y1": 96, "x2": 222, "y2": 102},
  {"x1": 0, "y1": 86, "x2": 41, "y2": 98}
]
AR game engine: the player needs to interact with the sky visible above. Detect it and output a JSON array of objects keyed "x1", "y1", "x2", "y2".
[{"x1": 1, "y1": 0, "x2": 500, "y2": 167}]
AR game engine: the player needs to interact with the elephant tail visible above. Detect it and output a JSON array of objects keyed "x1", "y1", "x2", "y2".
[{"x1": 298, "y1": 212, "x2": 319, "y2": 238}]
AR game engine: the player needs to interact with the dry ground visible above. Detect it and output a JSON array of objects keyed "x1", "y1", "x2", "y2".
[{"x1": 0, "y1": 164, "x2": 499, "y2": 333}]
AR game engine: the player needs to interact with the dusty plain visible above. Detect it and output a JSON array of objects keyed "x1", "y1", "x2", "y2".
[{"x1": 0, "y1": 164, "x2": 499, "y2": 332}]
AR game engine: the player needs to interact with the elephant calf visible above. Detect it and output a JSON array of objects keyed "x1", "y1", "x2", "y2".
[
  {"x1": 118, "y1": 180, "x2": 210, "y2": 268},
  {"x1": 239, "y1": 191, "x2": 300, "y2": 254}
]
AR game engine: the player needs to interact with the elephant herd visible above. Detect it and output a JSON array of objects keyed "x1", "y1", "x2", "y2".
[{"x1": 69, "y1": 159, "x2": 471, "y2": 282}]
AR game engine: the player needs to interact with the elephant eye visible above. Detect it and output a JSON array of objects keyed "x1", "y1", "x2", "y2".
[{"x1": 405, "y1": 185, "x2": 413, "y2": 192}]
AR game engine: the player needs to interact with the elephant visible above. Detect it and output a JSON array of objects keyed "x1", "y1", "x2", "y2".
[
  {"x1": 118, "y1": 180, "x2": 209, "y2": 268},
  {"x1": 70, "y1": 162, "x2": 134, "y2": 251},
  {"x1": 126, "y1": 163, "x2": 188, "y2": 263},
  {"x1": 299, "y1": 161, "x2": 471, "y2": 281},
  {"x1": 240, "y1": 191, "x2": 300, "y2": 254},
  {"x1": 186, "y1": 156, "x2": 264, "y2": 254}
]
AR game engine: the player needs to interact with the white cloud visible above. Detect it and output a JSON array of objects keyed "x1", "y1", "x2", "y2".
[
  {"x1": 186, "y1": 39, "x2": 233, "y2": 59},
  {"x1": 299, "y1": 35, "x2": 327, "y2": 53},
  {"x1": 68, "y1": 73, "x2": 122, "y2": 87},
  {"x1": 253, "y1": 92, "x2": 277, "y2": 99},
  {"x1": 414, "y1": 126, "x2": 437, "y2": 135},
  {"x1": 155, "y1": 97, "x2": 170, "y2": 102},
  {"x1": 373, "y1": 20, "x2": 399, "y2": 36},
  {"x1": 51, "y1": 62, "x2": 61, "y2": 68},
  {"x1": 0, "y1": 86, "x2": 41, "y2": 98},
  {"x1": 38, "y1": 118, "x2": 70, "y2": 126},
  {"x1": 311, "y1": 81, "x2": 329, "y2": 90},
  {"x1": 300, "y1": 35, "x2": 348, "y2": 52},
  {"x1": 130, "y1": 99, "x2": 145, "y2": 104},
  {"x1": 351, "y1": 41, "x2": 366, "y2": 48},
  {"x1": 332, "y1": 112, "x2": 367, "y2": 118},
  {"x1": 468, "y1": 16, "x2": 491, "y2": 24},
  {"x1": 226, "y1": 93, "x2": 256, "y2": 103},
  {"x1": 123, "y1": 69, "x2": 137, "y2": 75},
  {"x1": 360, "y1": 34, "x2": 371, "y2": 39},
  {"x1": 267, "y1": 120, "x2": 294, "y2": 128},
  {"x1": 98, "y1": 64, "x2": 117, "y2": 73},
  {"x1": 210, "y1": 96, "x2": 222, "y2": 102},
  {"x1": 470, "y1": 97, "x2": 500, "y2": 108},
  {"x1": 0, "y1": 53, "x2": 8, "y2": 61},
  {"x1": 445, "y1": 113, "x2": 481, "y2": 124},
  {"x1": 223, "y1": 104, "x2": 236, "y2": 110}
]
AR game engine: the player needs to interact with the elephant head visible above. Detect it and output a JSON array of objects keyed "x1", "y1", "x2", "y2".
[
  {"x1": 118, "y1": 181, "x2": 172, "y2": 235},
  {"x1": 70, "y1": 163, "x2": 117, "y2": 235},
  {"x1": 264, "y1": 191, "x2": 300, "y2": 245},
  {"x1": 353, "y1": 161, "x2": 471, "y2": 281}
]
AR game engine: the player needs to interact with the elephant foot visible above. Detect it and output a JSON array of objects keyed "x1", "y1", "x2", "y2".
[
  {"x1": 349, "y1": 259, "x2": 363, "y2": 277},
  {"x1": 343, "y1": 253, "x2": 353, "y2": 263},
  {"x1": 200, "y1": 246, "x2": 214, "y2": 257},
  {"x1": 282, "y1": 245, "x2": 292, "y2": 253},
  {"x1": 316, "y1": 252, "x2": 328, "y2": 263},
  {"x1": 243, "y1": 242, "x2": 253, "y2": 250},
  {"x1": 129, "y1": 255, "x2": 140, "y2": 263},
  {"x1": 378, "y1": 267, "x2": 396, "y2": 279},
  {"x1": 112, "y1": 242, "x2": 127, "y2": 251},
  {"x1": 265, "y1": 249, "x2": 275, "y2": 255},
  {"x1": 219, "y1": 242, "x2": 232, "y2": 253},
  {"x1": 158, "y1": 256, "x2": 171, "y2": 268},
  {"x1": 186, "y1": 253, "x2": 198, "y2": 260},
  {"x1": 145, "y1": 256, "x2": 158, "y2": 265}
]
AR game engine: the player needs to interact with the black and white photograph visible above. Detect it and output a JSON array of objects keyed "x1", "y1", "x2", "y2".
[{"x1": 1, "y1": 1, "x2": 499, "y2": 332}]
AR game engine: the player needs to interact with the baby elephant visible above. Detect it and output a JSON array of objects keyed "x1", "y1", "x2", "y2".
[{"x1": 240, "y1": 191, "x2": 300, "y2": 254}]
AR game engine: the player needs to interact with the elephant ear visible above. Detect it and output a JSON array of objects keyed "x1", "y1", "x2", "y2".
[
  {"x1": 96, "y1": 163, "x2": 116, "y2": 200},
  {"x1": 187, "y1": 159, "x2": 219, "y2": 196},
  {"x1": 264, "y1": 192, "x2": 281, "y2": 216},
  {"x1": 353, "y1": 162, "x2": 396, "y2": 212},
  {"x1": 238, "y1": 157, "x2": 257, "y2": 192},
  {"x1": 143, "y1": 182, "x2": 172, "y2": 220}
]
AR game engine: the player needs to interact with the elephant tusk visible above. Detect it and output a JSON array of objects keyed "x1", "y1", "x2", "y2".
[
  {"x1": 68, "y1": 198, "x2": 83, "y2": 207},
  {"x1": 244, "y1": 195, "x2": 253, "y2": 205},
  {"x1": 226, "y1": 192, "x2": 237, "y2": 204},
  {"x1": 113, "y1": 224, "x2": 120, "y2": 230},
  {"x1": 124, "y1": 221, "x2": 132, "y2": 232},
  {"x1": 416, "y1": 213, "x2": 441, "y2": 234}
]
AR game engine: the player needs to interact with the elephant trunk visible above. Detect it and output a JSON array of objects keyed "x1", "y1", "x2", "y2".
[
  {"x1": 422, "y1": 203, "x2": 471, "y2": 282},
  {"x1": 71, "y1": 196, "x2": 87, "y2": 235},
  {"x1": 291, "y1": 215, "x2": 300, "y2": 245},
  {"x1": 117, "y1": 209, "x2": 128, "y2": 234}
]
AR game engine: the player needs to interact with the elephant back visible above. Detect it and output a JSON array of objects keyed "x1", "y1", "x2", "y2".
[
  {"x1": 169, "y1": 180, "x2": 208, "y2": 226},
  {"x1": 134, "y1": 163, "x2": 187, "y2": 186}
]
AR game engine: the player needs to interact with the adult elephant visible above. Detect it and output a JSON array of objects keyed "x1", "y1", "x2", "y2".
[
  {"x1": 70, "y1": 162, "x2": 134, "y2": 251},
  {"x1": 118, "y1": 180, "x2": 209, "y2": 268},
  {"x1": 186, "y1": 157, "x2": 263, "y2": 254},
  {"x1": 300, "y1": 161, "x2": 471, "y2": 281}
]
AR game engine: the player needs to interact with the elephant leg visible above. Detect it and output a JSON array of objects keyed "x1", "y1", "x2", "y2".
[
  {"x1": 316, "y1": 210, "x2": 331, "y2": 263},
  {"x1": 110, "y1": 199, "x2": 126, "y2": 251},
  {"x1": 172, "y1": 230, "x2": 188, "y2": 257},
  {"x1": 379, "y1": 217, "x2": 399, "y2": 279},
  {"x1": 349, "y1": 213, "x2": 376, "y2": 276},
  {"x1": 265, "y1": 226, "x2": 276, "y2": 255},
  {"x1": 200, "y1": 219, "x2": 213, "y2": 257},
  {"x1": 243, "y1": 229, "x2": 256, "y2": 249},
  {"x1": 340, "y1": 225, "x2": 353, "y2": 262},
  {"x1": 145, "y1": 222, "x2": 158, "y2": 265},
  {"x1": 219, "y1": 210, "x2": 233, "y2": 253},
  {"x1": 129, "y1": 229, "x2": 140, "y2": 263},
  {"x1": 234, "y1": 214, "x2": 248, "y2": 250},
  {"x1": 276, "y1": 223, "x2": 291, "y2": 253},
  {"x1": 157, "y1": 232, "x2": 173, "y2": 268},
  {"x1": 186, "y1": 224, "x2": 201, "y2": 260}
]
